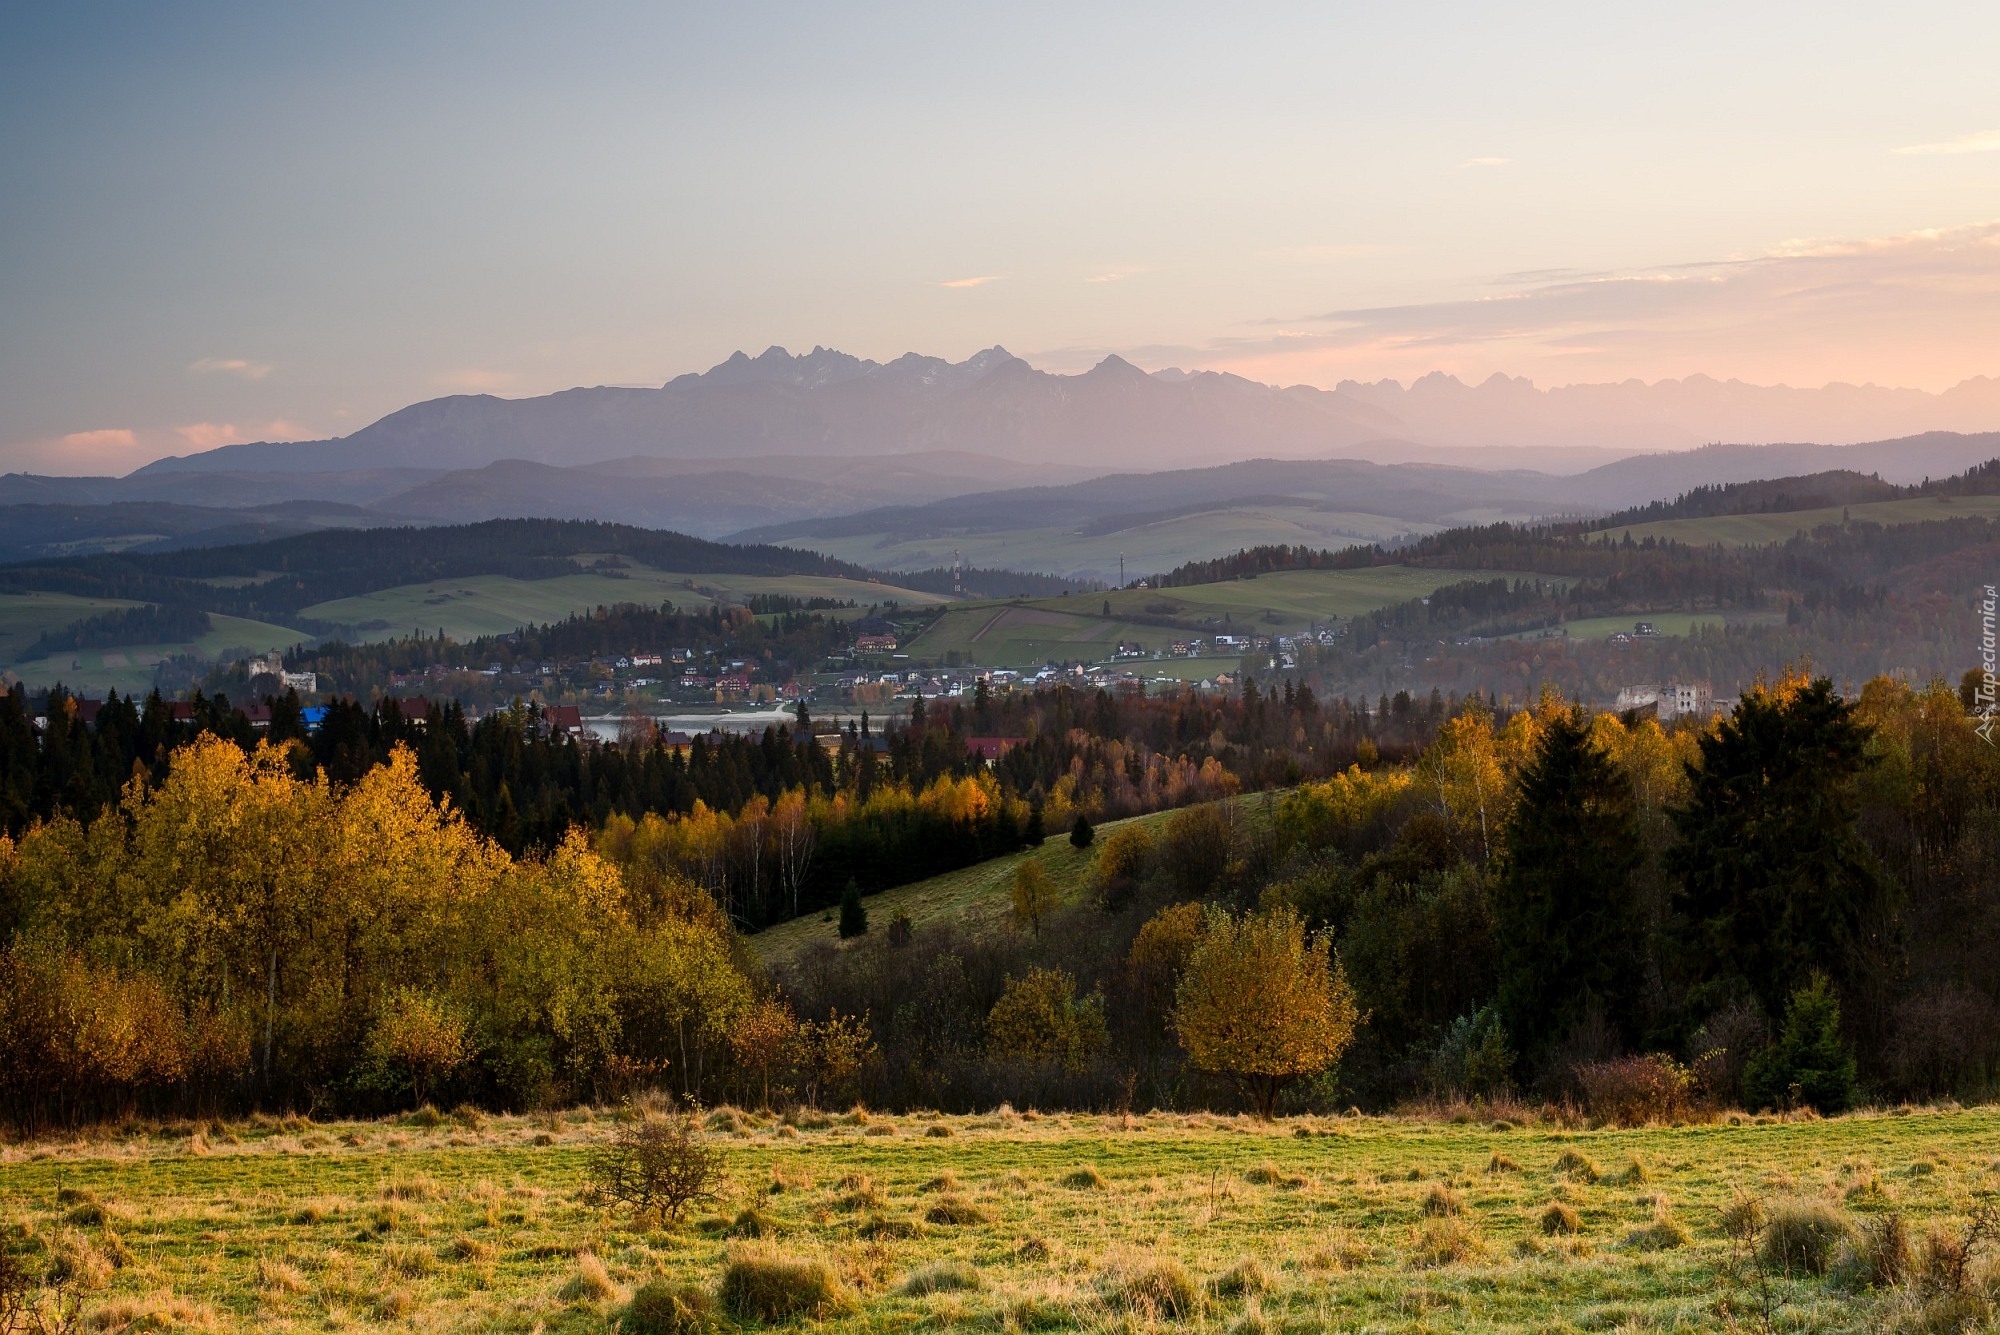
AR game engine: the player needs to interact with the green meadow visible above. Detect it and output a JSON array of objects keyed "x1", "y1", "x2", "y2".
[
  {"x1": 902, "y1": 567, "x2": 1522, "y2": 669},
  {"x1": 6, "y1": 1102, "x2": 1994, "y2": 1332}
]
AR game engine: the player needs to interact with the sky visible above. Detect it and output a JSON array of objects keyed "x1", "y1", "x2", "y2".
[{"x1": 2, "y1": 1, "x2": 1998, "y2": 473}]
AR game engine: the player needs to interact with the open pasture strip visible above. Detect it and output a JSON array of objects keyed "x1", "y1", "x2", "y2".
[{"x1": 3, "y1": 1105, "x2": 1995, "y2": 1331}]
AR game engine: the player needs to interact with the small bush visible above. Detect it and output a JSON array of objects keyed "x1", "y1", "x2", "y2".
[
  {"x1": 580, "y1": 1106, "x2": 723, "y2": 1226},
  {"x1": 401, "y1": 1104, "x2": 445, "y2": 1129},
  {"x1": 900, "y1": 1260, "x2": 982, "y2": 1295},
  {"x1": 719, "y1": 1248, "x2": 858, "y2": 1321},
  {"x1": 1552, "y1": 1150, "x2": 1600, "y2": 1183},
  {"x1": 624, "y1": 1280, "x2": 717, "y2": 1335},
  {"x1": 924, "y1": 1196, "x2": 989, "y2": 1226},
  {"x1": 1759, "y1": 1199, "x2": 1854, "y2": 1276},
  {"x1": 1421, "y1": 1184, "x2": 1464, "y2": 1217},
  {"x1": 1573, "y1": 1054, "x2": 1694, "y2": 1127},
  {"x1": 1062, "y1": 1167, "x2": 1108, "y2": 1190},
  {"x1": 1207, "y1": 1258, "x2": 1271, "y2": 1297},
  {"x1": 1540, "y1": 1201, "x2": 1582, "y2": 1235},
  {"x1": 1110, "y1": 1259, "x2": 1200, "y2": 1318}
]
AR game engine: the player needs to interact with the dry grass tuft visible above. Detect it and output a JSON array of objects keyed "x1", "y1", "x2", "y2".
[
  {"x1": 625, "y1": 1280, "x2": 718, "y2": 1335},
  {"x1": 1623, "y1": 1197, "x2": 1690, "y2": 1251},
  {"x1": 1540, "y1": 1201, "x2": 1583, "y2": 1235},
  {"x1": 447, "y1": 1235, "x2": 495, "y2": 1263},
  {"x1": 719, "y1": 1245, "x2": 859, "y2": 1321},
  {"x1": 83, "y1": 1292, "x2": 215, "y2": 1330},
  {"x1": 256, "y1": 1256, "x2": 309, "y2": 1294},
  {"x1": 1244, "y1": 1161, "x2": 1285, "y2": 1185},
  {"x1": 381, "y1": 1242, "x2": 436, "y2": 1278},
  {"x1": 560, "y1": 1250, "x2": 619, "y2": 1303},
  {"x1": 1062, "y1": 1166, "x2": 1108, "y2": 1190},
  {"x1": 1552, "y1": 1149, "x2": 1600, "y2": 1183},
  {"x1": 924, "y1": 1195, "x2": 989, "y2": 1226},
  {"x1": 1207, "y1": 1257, "x2": 1271, "y2": 1297},
  {"x1": 920, "y1": 1170, "x2": 960, "y2": 1193},
  {"x1": 1833, "y1": 1212, "x2": 1912, "y2": 1290},
  {"x1": 1758, "y1": 1198, "x2": 1854, "y2": 1276},
  {"x1": 857, "y1": 1214, "x2": 923, "y2": 1240},
  {"x1": 1107, "y1": 1258, "x2": 1201, "y2": 1319},
  {"x1": 925, "y1": 1123, "x2": 955, "y2": 1138},
  {"x1": 726, "y1": 1206, "x2": 780, "y2": 1239},
  {"x1": 1611, "y1": 1157, "x2": 1651, "y2": 1186},
  {"x1": 1720, "y1": 1193, "x2": 1765, "y2": 1239},
  {"x1": 900, "y1": 1260, "x2": 983, "y2": 1295},
  {"x1": 1421, "y1": 1183, "x2": 1465, "y2": 1217},
  {"x1": 1411, "y1": 1216, "x2": 1486, "y2": 1267},
  {"x1": 1487, "y1": 1152, "x2": 1520, "y2": 1174}
]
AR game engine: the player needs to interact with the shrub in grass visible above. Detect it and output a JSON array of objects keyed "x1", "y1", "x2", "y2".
[
  {"x1": 1832, "y1": 1213, "x2": 1911, "y2": 1290},
  {"x1": 1062, "y1": 1167, "x2": 1108, "y2": 1190},
  {"x1": 1758, "y1": 1199, "x2": 1854, "y2": 1276},
  {"x1": 581, "y1": 1106, "x2": 724, "y2": 1226},
  {"x1": 1540, "y1": 1201, "x2": 1583, "y2": 1235},
  {"x1": 900, "y1": 1260, "x2": 982, "y2": 1295},
  {"x1": 1207, "y1": 1258, "x2": 1271, "y2": 1297},
  {"x1": 719, "y1": 1247, "x2": 858, "y2": 1321},
  {"x1": 1421, "y1": 1184, "x2": 1464, "y2": 1217},
  {"x1": 401, "y1": 1104, "x2": 445, "y2": 1129},
  {"x1": 1552, "y1": 1149, "x2": 1600, "y2": 1183},
  {"x1": 1411, "y1": 1216, "x2": 1485, "y2": 1267},
  {"x1": 924, "y1": 1196, "x2": 989, "y2": 1226},
  {"x1": 624, "y1": 1280, "x2": 717, "y2": 1335},
  {"x1": 1110, "y1": 1259, "x2": 1200, "y2": 1319}
]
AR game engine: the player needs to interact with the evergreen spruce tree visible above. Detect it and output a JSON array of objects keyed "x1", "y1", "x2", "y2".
[
  {"x1": 1742, "y1": 972, "x2": 1857, "y2": 1113},
  {"x1": 1667, "y1": 677, "x2": 1887, "y2": 1016},
  {"x1": 1024, "y1": 804, "x2": 1046, "y2": 846},
  {"x1": 1069, "y1": 814, "x2": 1095, "y2": 849},
  {"x1": 838, "y1": 879, "x2": 868, "y2": 938},
  {"x1": 1492, "y1": 709, "x2": 1646, "y2": 1063}
]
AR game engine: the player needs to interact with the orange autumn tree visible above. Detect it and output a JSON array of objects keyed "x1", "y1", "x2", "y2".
[{"x1": 1173, "y1": 905, "x2": 1361, "y2": 1119}]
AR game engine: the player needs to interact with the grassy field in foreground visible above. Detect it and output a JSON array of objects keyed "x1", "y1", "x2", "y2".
[
  {"x1": 5, "y1": 1102, "x2": 1996, "y2": 1332},
  {"x1": 1593, "y1": 492, "x2": 2000, "y2": 548}
]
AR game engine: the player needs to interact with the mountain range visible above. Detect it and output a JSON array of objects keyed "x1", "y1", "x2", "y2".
[{"x1": 128, "y1": 344, "x2": 2000, "y2": 478}]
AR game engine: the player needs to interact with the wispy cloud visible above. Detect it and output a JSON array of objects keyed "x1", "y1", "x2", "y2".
[
  {"x1": 1181, "y1": 219, "x2": 2000, "y2": 390},
  {"x1": 173, "y1": 420, "x2": 307, "y2": 449},
  {"x1": 935, "y1": 275, "x2": 1002, "y2": 289},
  {"x1": 1084, "y1": 269, "x2": 1148, "y2": 284},
  {"x1": 1460, "y1": 156, "x2": 1511, "y2": 168},
  {"x1": 61, "y1": 428, "x2": 137, "y2": 450},
  {"x1": 188, "y1": 356, "x2": 273, "y2": 379},
  {"x1": 1897, "y1": 129, "x2": 2000, "y2": 156}
]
